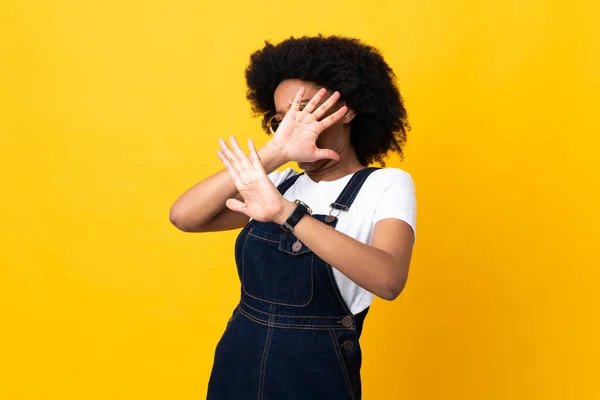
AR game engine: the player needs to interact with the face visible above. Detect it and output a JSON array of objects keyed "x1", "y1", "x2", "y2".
[{"x1": 273, "y1": 79, "x2": 352, "y2": 172}]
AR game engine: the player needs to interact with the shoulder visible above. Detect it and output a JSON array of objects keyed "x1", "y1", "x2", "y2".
[
  {"x1": 268, "y1": 167, "x2": 299, "y2": 187},
  {"x1": 367, "y1": 167, "x2": 415, "y2": 191},
  {"x1": 368, "y1": 168, "x2": 417, "y2": 238}
]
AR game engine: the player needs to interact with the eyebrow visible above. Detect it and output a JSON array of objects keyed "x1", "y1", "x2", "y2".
[{"x1": 275, "y1": 99, "x2": 310, "y2": 114}]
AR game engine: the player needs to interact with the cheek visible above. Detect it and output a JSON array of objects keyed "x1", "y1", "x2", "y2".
[{"x1": 318, "y1": 119, "x2": 343, "y2": 139}]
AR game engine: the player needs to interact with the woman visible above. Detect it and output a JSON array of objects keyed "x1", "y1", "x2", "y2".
[{"x1": 170, "y1": 35, "x2": 416, "y2": 400}]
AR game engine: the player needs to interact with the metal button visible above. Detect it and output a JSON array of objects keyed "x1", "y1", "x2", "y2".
[
  {"x1": 342, "y1": 340, "x2": 354, "y2": 351},
  {"x1": 292, "y1": 241, "x2": 302, "y2": 252},
  {"x1": 325, "y1": 215, "x2": 336, "y2": 223},
  {"x1": 342, "y1": 316, "x2": 353, "y2": 328}
]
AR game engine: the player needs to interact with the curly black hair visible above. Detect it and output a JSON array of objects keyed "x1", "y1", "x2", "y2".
[{"x1": 245, "y1": 35, "x2": 410, "y2": 166}]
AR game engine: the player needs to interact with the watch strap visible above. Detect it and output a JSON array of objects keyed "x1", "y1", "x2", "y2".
[{"x1": 281, "y1": 201, "x2": 311, "y2": 233}]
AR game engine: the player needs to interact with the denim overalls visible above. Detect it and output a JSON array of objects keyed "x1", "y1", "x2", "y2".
[{"x1": 207, "y1": 168, "x2": 379, "y2": 400}]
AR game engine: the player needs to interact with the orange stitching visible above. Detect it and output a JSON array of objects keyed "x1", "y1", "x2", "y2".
[
  {"x1": 326, "y1": 264, "x2": 354, "y2": 315},
  {"x1": 257, "y1": 325, "x2": 273, "y2": 400},
  {"x1": 329, "y1": 330, "x2": 355, "y2": 400},
  {"x1": 248, "y1": 232, "x2": 279, "y2": 243},
  {"x1": 333, "y1": 168, "x2": 376, "y2": 215},
  {"x1": 234, "y1": 221, "x2": 253, "y2": 254},
  {"x1": 345, "y1": 169, "x2": 375, "y2": 207},
  {"x1": 242, "y1": 254, "x2": 315, "y2": 307},
  {"x1": 240, "y1": 300, "x2": 347, "y2": 319},
  {"x1": 239, "y1": 308, "x2": 355, "y2": 331}
]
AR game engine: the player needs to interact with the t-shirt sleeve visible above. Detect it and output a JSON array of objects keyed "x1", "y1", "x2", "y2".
[
  {"x1": 267, "y1": 167, "x2": 299, "y2": 188},
  {"x1": 372, "y1": 169, "x2": 417, "y2": 240}
]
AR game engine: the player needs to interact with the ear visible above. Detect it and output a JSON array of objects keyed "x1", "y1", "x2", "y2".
[{"x1": 342, "y1": 107, "x2": 356, "y2": 124}]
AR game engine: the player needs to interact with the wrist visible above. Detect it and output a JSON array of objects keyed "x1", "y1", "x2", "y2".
[
  {"x1": 273, "y1": 200, "x2": 296, "y2": 225},
  {"x1": 259, "y1": 139, "x2": 289, "y2": 169}
]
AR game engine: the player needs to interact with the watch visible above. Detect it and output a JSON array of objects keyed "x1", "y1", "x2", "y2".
[{"x1": 281, "y1": 200, "x2": 312, "y2": 233}]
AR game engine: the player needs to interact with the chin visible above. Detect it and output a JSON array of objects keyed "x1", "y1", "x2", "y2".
[{"x1": 298, "y1": 160, "x2": 327, "y2": 172}]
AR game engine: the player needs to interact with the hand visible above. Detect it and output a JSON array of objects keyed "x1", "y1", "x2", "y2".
[
  {"x1": 271, "y1": 87, "x2": 348, "y2": 163},
  {"x1": 217, "y1": 136, "x2": 292, "y2": 223}
]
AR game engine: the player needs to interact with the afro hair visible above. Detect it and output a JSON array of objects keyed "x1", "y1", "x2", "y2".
[{"x1": 245, "y1": 35, "x2": 410, "y2": 166}]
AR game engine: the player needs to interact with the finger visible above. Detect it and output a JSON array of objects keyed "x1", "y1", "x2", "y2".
[
  {"x1": 289, "y1": 86, "x2": 306, "y2": 112},
  {"x1": 248, "y1": 138, "x2": 263, "y2": 169},
  {"x1": 301, "y1": 88, "x2": 327, "y2": 114},
  {"x1": 318, "y1": 105, "x2": 348, "y2": 131},
  {"x1": 312, "y1": 91, "x2": 342, "y2": 120},
  {"x1": 219, "y1": 137, "x2": 243, "y2": 174},
  {"x1": 229, "y1": 136, "x2": 253, "y2": 169},
  {"x1": 225, "y1": 198, "x2": 248, "y2": 215},
  {"x1": 313, "y1": 148, "x2": 340, "y2": 161},
  {"x1": 217, "y1": 150, "x2": 239, "y2": 180}
]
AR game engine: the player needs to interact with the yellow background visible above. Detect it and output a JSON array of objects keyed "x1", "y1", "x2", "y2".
[{"x1": 1, "y1": 0, "x2": 598, "y2": 399}]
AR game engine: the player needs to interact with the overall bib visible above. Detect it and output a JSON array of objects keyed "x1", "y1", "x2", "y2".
[{"x1": 207, "y1": 168, "x2": 379, "y2": 400}]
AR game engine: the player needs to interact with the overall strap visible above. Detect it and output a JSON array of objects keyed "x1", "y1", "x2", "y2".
[
  {"x1": 330, "y1": 167, "x2": 380, "y2": 212},
  {"x1": 276, "y1": 172, "x2": 303, "y2": 195}
]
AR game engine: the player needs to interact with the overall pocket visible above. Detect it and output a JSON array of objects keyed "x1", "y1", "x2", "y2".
[{"x1": 241, "y1": 227, "x2": 314, "y2": 307}]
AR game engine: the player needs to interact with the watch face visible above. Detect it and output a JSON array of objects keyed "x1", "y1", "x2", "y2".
[{"x1": 294, "y1": 200, "x2": 312, "y2": 215}]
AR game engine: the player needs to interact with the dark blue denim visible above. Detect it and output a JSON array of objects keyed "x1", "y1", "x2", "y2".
[{"x1": 207, "y1": 168, "x2": 379, "y2": 400}]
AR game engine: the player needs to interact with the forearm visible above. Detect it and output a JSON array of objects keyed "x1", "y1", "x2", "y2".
[
  {"x1": 276, "y1": 204, "x2": 410, "y2": 301},
  {"x1": 170, "y1": 140, "x2": 286, "y2": 231}
]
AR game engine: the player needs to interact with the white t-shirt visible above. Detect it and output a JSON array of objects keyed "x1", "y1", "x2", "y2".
[{"x1": 267, "y1": 167, "x2": 417, "y2": 315}]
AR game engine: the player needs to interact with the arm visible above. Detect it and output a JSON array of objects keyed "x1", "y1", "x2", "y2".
[
  {"x1": 274, "y1": 204, "x2": 414, "y2": 301},
  {"x1": 216, "y1": 87, "x2": 414, "y2": 300},
  {"x1": 221, "y1": 145, "x2": 414, "y2": 300},
  {"x1": 170, "y1": 86, "x2": 345, "y2": 233},
  {"x1": 169, "y1": 139, "x2": 286, "y2": 232},
  {"x1": 219, "y1": 141, "x2": 415, "y2": 301}
]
